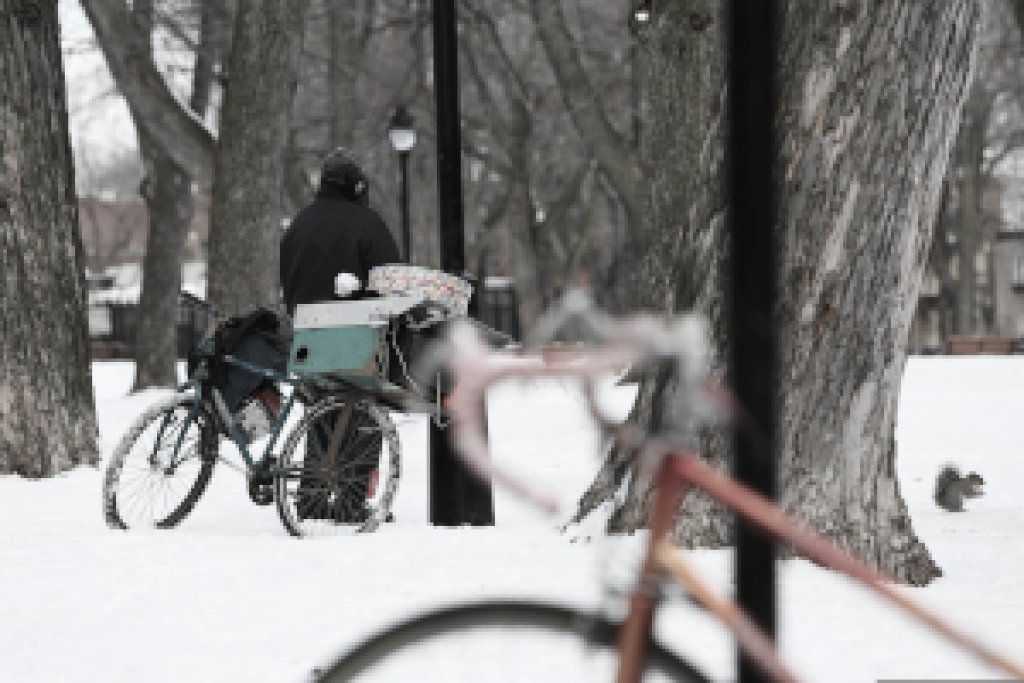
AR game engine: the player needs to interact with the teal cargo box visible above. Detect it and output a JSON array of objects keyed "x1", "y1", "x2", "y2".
[
  {"x1": 287, "y1": 298, "x2": 423, "y2": 387},
  {"x1": 287, "y1": 324, "x2": 386, "y2": 385}
]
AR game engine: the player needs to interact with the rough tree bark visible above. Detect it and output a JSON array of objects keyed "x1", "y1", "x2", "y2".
[
  {"x1": 131, "y1": 134, "x2": 193, "y2": 390},
  {"x1": 206, "y1": 0, "x2": 308, "y2": 314},
  {"x1": 574, "y1": 1, "x2": 981, "y2": 586},
  {"x1": 0, "y1": 0, "x2": 99, "y2": 476},
  {"x1": 773, "y1": 0, "x2": 979, "y2": 585}
]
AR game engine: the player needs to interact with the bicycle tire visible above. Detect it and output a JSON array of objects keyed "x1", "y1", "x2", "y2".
[
  {"x1": 275, "y1": 395, "x2": 400, "y2": 537},
  {"x1": 311, "y1": 600, "x2": 711, "y2": 682},
  {"x1": 103, "y1": 394, "x2": 217, "y2": 530}
]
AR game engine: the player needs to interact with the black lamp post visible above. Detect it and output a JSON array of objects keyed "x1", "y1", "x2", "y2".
[
  {"x1": 728, "y1": 2, "x2": 778, "y2": 682},
  {"x1": 389, "y1": 104, "x2": 416, "y2": 263},
  {"x1": 429, "y1": 0, "x2": 494, "y2": 527}
]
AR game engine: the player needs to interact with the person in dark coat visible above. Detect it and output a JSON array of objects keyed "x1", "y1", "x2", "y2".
[
  {"x1": 280, "y1": 148, "x2": 401, "y2": 316},
  {"x1": 280, "y1": 149, "x2": 400, "y2": 523}
]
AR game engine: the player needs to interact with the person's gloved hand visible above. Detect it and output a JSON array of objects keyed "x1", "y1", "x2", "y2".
[
  {"x1": 335, "y1": 273, "x2": 363, "y2": 298},
  {"x1": 403, "y1": 301, "x2": 449, "y2": 330}
]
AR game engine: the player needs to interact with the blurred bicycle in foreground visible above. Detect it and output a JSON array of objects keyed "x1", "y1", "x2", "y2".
[{"x1": 310, "y1": 290, "x2": 1024, "y2": 682}]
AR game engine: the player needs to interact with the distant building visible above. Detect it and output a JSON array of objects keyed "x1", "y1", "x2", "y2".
[
  {"x1": 77, "y1": 192, "x2": 210, "y2": 272},
  {"x1": 991, "y1": 185, "x2": 1024, "y2": 341}
]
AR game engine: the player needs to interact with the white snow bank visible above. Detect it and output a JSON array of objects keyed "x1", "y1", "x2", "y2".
[{"x1": 0, "y1": 358, "x2": 1023, "y2": 681}]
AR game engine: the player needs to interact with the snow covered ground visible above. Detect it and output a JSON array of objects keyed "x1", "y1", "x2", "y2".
[{"x1": 2, "y1": 358, "x2": 1024, "y2": 682}]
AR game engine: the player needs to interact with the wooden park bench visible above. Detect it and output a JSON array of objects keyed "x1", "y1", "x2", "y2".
[{"x1": 945, "y1": 335, "x2": 1019, "y2": 355}]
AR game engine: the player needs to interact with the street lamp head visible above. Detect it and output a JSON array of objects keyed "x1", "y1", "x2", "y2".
[
  {"x1": 389, "y1": 105, "x2": 417, "y2": 153},
  {"x1": 633, "y1": 0, "x2": 652, "y2": 24}
]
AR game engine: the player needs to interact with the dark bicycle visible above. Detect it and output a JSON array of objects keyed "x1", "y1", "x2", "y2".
[{"x1": 102, "y1": 292, "x2": 411, "y2": 537}]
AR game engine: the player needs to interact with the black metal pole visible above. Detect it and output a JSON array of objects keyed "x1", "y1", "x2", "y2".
[
  {"x1": 429, "y1": 0, "x2": 494, "y2": 527},
  {"x1": 728, "y1": 2, "x2": 778, "y2": 683},
  {"x1": 399, "y1": 151, "x2": 411, "y2": 263},
  {"x1": 432, "y1": 0, "x2": 464, "y2": 274}
]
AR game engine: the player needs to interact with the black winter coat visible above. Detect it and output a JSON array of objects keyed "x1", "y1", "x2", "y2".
[{"x1": 280, "y1": 185, "x2": 401, "y2": 316}]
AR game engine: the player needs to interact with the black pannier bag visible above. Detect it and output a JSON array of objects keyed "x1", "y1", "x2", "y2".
[{"x1": 190, "y1": 307, "x2": 292, "y2": 413}]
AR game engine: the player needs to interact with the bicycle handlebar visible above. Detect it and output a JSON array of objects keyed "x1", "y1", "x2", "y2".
[
  {"x1": 179, "y1": 291, "x2": 222, "y2": 320},
  {"x1": 424, "y1": 289, "x2": 1024, "y2": 683},
  {"x1": 423, "y1": 289, "x2": 728, "y2": 516}
]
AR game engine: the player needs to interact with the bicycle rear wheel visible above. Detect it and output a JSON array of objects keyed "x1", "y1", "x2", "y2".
[
  {"x1": 310, "y1": 600, "x2": 711, "y2": 682},
  {"x1": 275, "y1": 395, "x2": 400, "y2": 537},
  {"x1": 103, "y1": 394, "x2": 217, "y2": 530}
]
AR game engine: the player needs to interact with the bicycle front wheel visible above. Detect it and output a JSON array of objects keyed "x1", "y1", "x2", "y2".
[
  {"x1": 103, "y1": 394, "x2": 218, "y2": 530},
  {"x1": 310, "y1": 600, "x2": 711, "y2": 683},
  {"x1": 275, "y1": 395, "x2": 400, "y2": 537}
]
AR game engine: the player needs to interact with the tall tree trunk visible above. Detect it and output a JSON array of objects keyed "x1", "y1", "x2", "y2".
[
  {"x1": 190, "y1": 0, "x2": 218, "y2": 119},
  {"x1": 131, "y1": 0, "x2": 197, "y2": 391},
  {"x1": 190, "y1": 0, "x2": 235, "y2": 119},
  {"x1": 328, "y1": 0, "x2": 371, "y2": 150},
  {"x1": 928, "y1": 185, "x2": 958, "y2": 344},
  {"x1": 957, "y1": 111, "x2": 985, "y2": 334},
  {"x1": 132, "y1": 135, "x2": 194, "y2": 390},
  {"x1": 573, "y1": 0, "x2": 728, "y2": 535},
  {"x1": 207, "y1": 0, "x2": 308, "y2": 314},
  {"x1": 575, "y1": 1, "x2": 981, "y2": 586},
  {"x1": 0, "y1": 0, "x2": 99, "y2": 476},
  {"x1": 774, "y1": 1, "x2": 979, "y2": 586}
]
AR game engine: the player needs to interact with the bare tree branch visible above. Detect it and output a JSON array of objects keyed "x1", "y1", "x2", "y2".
[
  {"x1": 80, "y1": 0, "x2": 216, "y2": 184},
  {"x1": 529, "y1": 0, "x2": 640, "y2": 226}
]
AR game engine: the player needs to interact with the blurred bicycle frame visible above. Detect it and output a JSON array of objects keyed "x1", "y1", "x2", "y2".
[{"x1": 312, "y1": 290, "x2": 1024, "y2": 683}]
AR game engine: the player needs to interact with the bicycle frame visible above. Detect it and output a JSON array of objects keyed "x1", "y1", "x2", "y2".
[
  {"x1": 434, "y1": 310, "x2": 1024, "y2": 683},
  {"x1": 171, "y1": 294, "x2": 426, "y2": 486},
  {"x1": 158, "y1": 353, "x2": 306, "y2": 479},
  {"x1": 171, "y1": 292, "x2": 367, "y2": 486},
  {"x1": 615, "y1": 451, "x2": 1024, "y2": 683}
]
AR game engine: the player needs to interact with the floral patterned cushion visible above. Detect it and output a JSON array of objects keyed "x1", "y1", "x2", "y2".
[{"x1": 368, "y1": 265, "x2": 473, "y2": 316}]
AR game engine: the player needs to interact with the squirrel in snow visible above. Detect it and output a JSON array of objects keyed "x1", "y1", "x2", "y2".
[{"x1": 933, "y1": 464, "x2": 985, "y2": 512}]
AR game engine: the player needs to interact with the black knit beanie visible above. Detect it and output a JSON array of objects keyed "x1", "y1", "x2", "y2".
[{"x1": 320, "y1": 148, "x2": 369, "y2": 203}]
